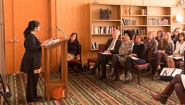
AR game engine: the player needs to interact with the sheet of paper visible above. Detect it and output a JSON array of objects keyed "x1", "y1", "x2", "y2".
[
  {"x1": 160, "y1": 68, "x2": 182, "y2": 77},
  {"x1": 131, "y1": 57, "x2": 139, "y2": 60}
]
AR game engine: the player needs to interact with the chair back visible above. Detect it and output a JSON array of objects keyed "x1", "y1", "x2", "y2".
[
  {"x1": 146, "y1": 48, "x2": 152, "y2": 62},
  {"x1": 146, "y1": 48, "x2": 152, "y2": 73},
  {"x1": 98, "y1": 44, "x2": 105, "y2": 52},
  {"x1": 79, "y1": 45, "x2": 82, "y2": 62}
]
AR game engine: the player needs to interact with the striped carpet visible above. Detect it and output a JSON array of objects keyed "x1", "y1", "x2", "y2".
[{"x1": 1, "y1": 69, "x2": 180, "y2": 105}]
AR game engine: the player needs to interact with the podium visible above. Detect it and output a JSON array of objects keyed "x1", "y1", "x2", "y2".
[{"x1": 43, "y1": 36, "x2": 68, "y2": 101}]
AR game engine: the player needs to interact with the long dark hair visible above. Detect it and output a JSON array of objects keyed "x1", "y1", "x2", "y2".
[
  {"x1": 69, "y1": 32, "x2": 78, "y2": 42},
  {"x1": 23, "y1": 20, "x2": 40, "y2": 38}
]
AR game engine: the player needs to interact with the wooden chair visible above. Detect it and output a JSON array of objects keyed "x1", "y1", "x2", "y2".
[
  {"x1": 68, "y1": 45, "x2": 82, "y2": 74},
  {"x1": 87, "y1": 44, "x2": 105, "y2": 75},
  {"x1": 118, "y1": 48, "x2": 153, "y2": 84}
]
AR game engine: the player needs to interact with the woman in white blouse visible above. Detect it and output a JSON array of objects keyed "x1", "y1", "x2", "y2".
[{"x1": 167, "y1": 32, "x2": 185, "y2": 68}]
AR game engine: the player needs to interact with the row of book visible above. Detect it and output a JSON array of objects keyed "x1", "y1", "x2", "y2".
[
  {"x1": 91, "y1": 26, "x2": 119, "y2": 34},
  {"x1": 122, "y1": 28, "x2": 146, "y2": 36},
  {"x1": 122, "y1": 19, "x2": 136, "y2": 26},
  {"x1": 148, "y1": 18, "x2": 168, "y2": 25}
]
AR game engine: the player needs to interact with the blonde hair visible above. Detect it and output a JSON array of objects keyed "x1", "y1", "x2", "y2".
[
  {"x1": 160, "y1": 32, "x2": 172, "y2": 47},
  {"x1": 148, "y1": 31, "x2": 154, "y2": 39}
]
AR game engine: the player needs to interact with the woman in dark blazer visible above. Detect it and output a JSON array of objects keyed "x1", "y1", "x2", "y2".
[
  {"x1": 122, "y1": 34, "x2": 147, "y2": 84},
  {"x1": 20, "y1": 20, "x2": 45, "y2": 102}
]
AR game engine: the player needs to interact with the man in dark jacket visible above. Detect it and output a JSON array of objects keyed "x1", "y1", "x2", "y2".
[{"x1": 88, "y1": 29, "x2": 122, "y2": 80}]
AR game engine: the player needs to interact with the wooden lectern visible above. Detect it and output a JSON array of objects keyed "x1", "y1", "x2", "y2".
[{"x1": 43, "y1": 36, "x2": 68, "y2": 101}]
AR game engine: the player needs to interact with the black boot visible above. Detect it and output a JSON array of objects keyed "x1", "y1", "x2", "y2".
[
  {"x1": 177, "y1": 92, "x2": 185, "y2": 104},
  {"x1": 151, "y1": 81, "x2": 174, "y2": 104},
  {"x1": 122, "y1": 71, "x2": 131, "y2": 84},
  {"x1": 87, "y1": 68, "x2": 95, "y2": 75},
  {"x1": 107, "y1": 68, "x2": 115, "y2": 77}
]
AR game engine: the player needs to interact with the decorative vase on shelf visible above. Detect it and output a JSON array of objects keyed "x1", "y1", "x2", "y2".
[{"x1": 129, "y1": 6, "x2": 132, "y2": 15}]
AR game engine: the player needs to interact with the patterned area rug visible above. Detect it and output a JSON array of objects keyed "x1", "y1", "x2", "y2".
[{"x1": 1, "y1": 70, "x2": 180, "y2": 105}]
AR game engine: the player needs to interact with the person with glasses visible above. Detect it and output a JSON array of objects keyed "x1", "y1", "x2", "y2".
[
  {"x1": 171, "y1": 28, "x2": 180, "y2": 46},
  {"x1": 167, "y1": 32, "x2": 185, "y2": 68}
]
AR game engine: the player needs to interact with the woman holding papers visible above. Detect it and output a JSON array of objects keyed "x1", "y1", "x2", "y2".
[
  {"x1": 122, "y1": 34, "x2": 147, "y2": 84},
  {"x1": 154, "y1": 32, "x2": 174, "y2": 77},
  {"x1": 20, "y1": 20, "x2": 44, "y2": 102},
  {"x1": 167, "y1": 32, "x2": 185, "y2": 68},
  {"x1": 151, "y1": 74, "x2": 185, "y2": 104},
  {"x1": 108, "y1": 30, "x2": 134, "y2": 81}
]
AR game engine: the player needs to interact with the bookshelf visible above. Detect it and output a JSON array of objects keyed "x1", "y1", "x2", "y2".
[
  {"x1": 90, "y1": 3, "x2": 121, "y2": 50},
  {"x1": 89, "y1": 3, "x2": 185, "y2": 50}
]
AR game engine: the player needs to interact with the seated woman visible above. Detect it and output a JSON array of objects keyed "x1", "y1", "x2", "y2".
[
  {"x1": 155, "y1": 30, "x2": 163, "y2": 43},
  {"x1": 108, "y1": 30, "x2": 134, "y2": 81},
  {"x1": 167, "y1": 32, "x2": 185, "y2": 68},
  {"x1": 171, "y1": 28, "x2": 180, "y2": 46},
  {"x1": 122, "y1": 34, "x2": 147, "y2": 84},
  {"x1": 154, "y1": 32, "x2": 174, "y2": 77},
  {"x1": 151, "y1": 74, "x2": 185, "y2": 104},
  {"x1": 144, "y1": 31, "x2": 158, "y2": 56},
  {"x1": 67, "y1": 33, "x2": 80, "y2": 71},
  {"x1": 68, "y1": 32, "x2": 80, "y2": 61}
]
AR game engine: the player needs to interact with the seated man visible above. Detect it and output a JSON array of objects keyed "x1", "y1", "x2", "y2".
[{"x1": 88, "y1": 29, "x2": 122, "y2": 80}]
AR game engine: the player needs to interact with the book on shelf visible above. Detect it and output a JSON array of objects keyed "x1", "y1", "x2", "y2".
[
  {"x1": 92, "y1": 42, "x2": 97, "y2": 49},
  {"x1": 91, "y1": 26, "x2": 119, "y2": 34},
  {"x1": 148, "y1": 18, "x2": 168, "y2": 25}
]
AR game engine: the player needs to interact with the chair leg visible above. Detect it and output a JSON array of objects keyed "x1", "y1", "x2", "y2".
[
  {"x1": 76, "y1": 63, "x2": 79, "y2": 76},
  {"x1": 88, "y1": 61, "x2": 90, "y2": 71},
  {"x1": 150, "y1": 65, "x2": 153, "y2": 81},
  {"x1": 137, "y1": 69, "x2": 141, "y2": 84},
  {"x1": 98, "y1": 65, "x2": 101, "y2": 76}
]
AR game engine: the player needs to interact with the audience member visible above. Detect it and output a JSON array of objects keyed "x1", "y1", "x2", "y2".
[
  {"x1": 151, "y1": 74, "x2": 185, "y2": 104},
  {"x1": 144, "y1": 31, "x2": 158, "y2": 56},
  {"x1": 155, "y1": 30, "x2": 163, "y2": 43},
  {"x1": 67, "y1": 32, "x2": 80, "y2": 72},
  {"x1": 88, "y1": 29, "x2": 122, "y2": 80},
  {"x1": 122, "y1": 34, "x2": 147, "y2": 84},
  {"x1": 154, "y1": 32, "x2": 174, "y2": 77},
  {"x1": 108, "y1": 30, "x2": 134, "y2": 81},
  {"x1": 171, "y1": 28, "x2": 180, "y2": 46},
  {"x1": 167, "y1": 32, "x2": 185, "y2": 68}
]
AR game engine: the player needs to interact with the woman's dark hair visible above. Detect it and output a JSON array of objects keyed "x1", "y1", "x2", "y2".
[
  {"x1": 179, "y1": 32, "x2": 185, "y2": 41},
  {"x1": 23, "y1": 20, "x2": 40, "y2": 38},
  {"x1": 134, "y1": 34, "x2": 144, "y2": 41},
  {"x1": 69, "y1": 32, "x2": 78, "y2": 42},
  {"x1": 157, "y1": 30, "x2": 162, "y2": 38},
  {"x1": 124, "y1": 30, "x2": 134, "y2": 40}
]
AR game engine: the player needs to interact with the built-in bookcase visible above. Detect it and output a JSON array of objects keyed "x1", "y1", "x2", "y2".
[{"x1": 89, "y1": 3, "x2": 185, "y2": 50}]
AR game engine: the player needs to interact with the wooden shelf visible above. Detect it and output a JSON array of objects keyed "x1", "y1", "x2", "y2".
[
  {"x1": 89, "y1": 3, "x2": 185, "y2": 50},
  {"x1": 92, "y1": 34, "x2": 112, "y2": 36},
  {"x1": 91, "y1": 20, "x2": 121, "y2": 22}
]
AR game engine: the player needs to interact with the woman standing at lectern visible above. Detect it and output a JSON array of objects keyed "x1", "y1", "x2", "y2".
[{"x1": 20, "y1": 20, "x2": 46, "y2": 102}]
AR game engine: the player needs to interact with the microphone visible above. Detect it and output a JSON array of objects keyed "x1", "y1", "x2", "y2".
[
  {"x1": 56, "y1": 26, "x2": 67, "y2": 39},
  {"x1": 56, "y1": 26, "x2": 61, "y2": 31}
]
